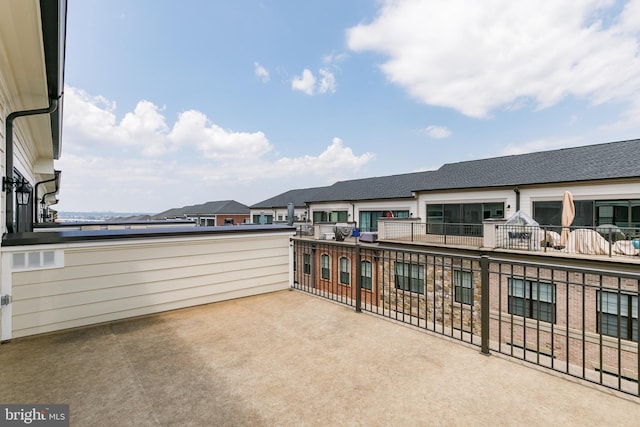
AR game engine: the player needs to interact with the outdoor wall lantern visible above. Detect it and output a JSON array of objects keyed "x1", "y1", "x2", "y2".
[{"x1": 3, "y1": 177, "x2": 31, "y2": 205}]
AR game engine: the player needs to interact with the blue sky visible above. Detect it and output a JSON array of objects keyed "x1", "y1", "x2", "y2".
[{"x1": 57, "y1": 0, "x2": 640, "y2": 213}]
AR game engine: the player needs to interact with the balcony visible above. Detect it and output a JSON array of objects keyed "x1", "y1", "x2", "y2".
[
  {"x1": 495, "y1": 224, "x2": 640, "y2": 259},
  {"x1": 1, "y1": 223, "x2": 639, "y2": 425},
  {"x1": 1, "y1": 289, "x2": 638, "y2": 425},
  {"x1": 359, "y1": 219, "x2": 640, "y2": 262},
  {"x1": 292, "y1": 238, "x2": 640, "y2": 398}
]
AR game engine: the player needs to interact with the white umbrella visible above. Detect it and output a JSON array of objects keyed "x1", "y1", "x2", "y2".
[{"x1": 561, "y1": 191, "x2": 575, "y2": 246}]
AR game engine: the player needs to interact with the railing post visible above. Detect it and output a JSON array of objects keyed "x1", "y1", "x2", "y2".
[
  {"x1": 480, "y1": 255, "x2": 490, "y2": 355},
  {"x1": 411, "y1": 222, "x2": 414, "y2": 242},
  {"x1": 311, "y1": 244, "x2": 317, "y2": 289},
  {"x1": 355, "y1": 242, "x2": 362, "y2": 313}
]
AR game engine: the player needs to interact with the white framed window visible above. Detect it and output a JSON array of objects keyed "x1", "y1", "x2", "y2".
[
  {"x1": 394, "y1": 262, "x2": 424, "y2": 294},
  {"x1": 597, "y1": 291, "x2": 638, "y2": 342},
  {"x1": 303, "y1": 253, "x2": 311, "y2": 275},
  {"x1": 321, "y1": 254, "x2": 330, "y2": 280},
  {"x1": 361, "y1": 260, "x2": 372, "y2": 290},
  {"x1": 339, "y1": 257, "x2": 350, "y2": 285},
  {"x1": 454, "y1": 270, "x2": 473, "y2": 305},
  {"x1": 508, "y1": 278, "x2": 556, "y2": 323}
]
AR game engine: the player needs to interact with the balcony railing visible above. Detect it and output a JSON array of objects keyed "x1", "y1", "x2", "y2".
[
  {"x1": 292, "y1": 238, "x2": 640, "y2": 397},
  {"x1": 496, "y1": 224, "x2": 640, "y2": 258},
  {"x1": 381, "y1": 221, "x2": 484, "y2": 247}
]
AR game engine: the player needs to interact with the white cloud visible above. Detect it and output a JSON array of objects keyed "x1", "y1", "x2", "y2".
[
  {"x1": 120, "y1": 101, "x2": 171, "y2": 156},
  {"x1": 58, "y1": 87, "x2": 374, "y2": 211},
  {"x1": 425, "y1": 125, "x2": 451, "y2": 139},
  {"x1": 322, "y1": 51, "x2": 348, "y2": 64},
  {"x1": 291, "y1": 69, "x2": 316, "y2": 95},
  {"x1": 254, "y1": 62, "x2": 270, "y2": 82},
  {"x1": 273, "y1": 138, "x2": 374, "y2": 177},
  {"x1": 168, "y1": 110, "x2": 273, "y2": 160},
  {"x1": 318, "y1": 69, "x2": 336, "y2": 94},
  {"x1": 347, "y1": 0, "x2": 640, "y2": 120},
  {"x1": 291, "y1": 68, "x2": 336, "y2": 95},
  {"x1": 64, "y1": 86, "x2": 172, "y2": 156}
]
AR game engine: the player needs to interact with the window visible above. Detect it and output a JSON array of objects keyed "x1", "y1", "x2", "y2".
[
  {"x1": 313, "y1": 211, "x2": 348, "y2": 223},
  {"x1": 426, "y1": 203, "x2": 501, "y2": 235},
  {"x1": 321, "y1": 254, "x2": 330, "y2": 280},
  {"x1": 394, "y1": 262, "x2": 424, "y2": 294},
  {"x1": 533, "y1": 199, "x2": 640, "y2": 228},
  {"x1": 359, "y1": 210, "x2": 410, "y2": 232},
  {"x1": 252, "y1": 214, "x2": 273, "y2": 224},
  {"x1": 508, "y1": 279, "x2": 556, "y2": 323},
  {"x1": 597, "y1": 291, "x2": 638, "y2": 342},
  {"x1": 361, "y1": 260, "x2": 372, "y2": 290},
  {"x1": 454, "y1": 270, "x2": 473, "y2": 305},
  {"x1": 303, "y1": 253, "x2": 311, "y2": 275},
  {"x1": 339, "y1": 257, "x2": 350, "y2": 285}
]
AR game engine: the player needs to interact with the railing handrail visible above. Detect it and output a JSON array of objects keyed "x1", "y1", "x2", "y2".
[{"x1": 292, "y1": 239, "x2": 640, "y2": 397}]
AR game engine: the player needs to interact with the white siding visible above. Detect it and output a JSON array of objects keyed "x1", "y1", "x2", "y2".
[
  {"x1": 417, "y1": 181, "x2": 640, "y2": 221},
  {"x1": 524, "y1": 181, "x2": 640, "y2": 206},
  {"x1": 4, "y1": 231, "x2": 293, "y2": 338},
  {"x1": 352, "y1": 199, "x2": 418, "y2": 220}
]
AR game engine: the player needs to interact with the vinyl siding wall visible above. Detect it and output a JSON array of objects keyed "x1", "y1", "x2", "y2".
[{"x1": 3, "y1": 230, "x2": 293, "y2": 338}]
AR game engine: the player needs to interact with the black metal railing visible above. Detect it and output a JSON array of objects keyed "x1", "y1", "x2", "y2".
[
  {"x1": 383, "y1": 221, "x2": 484, "y2": 247},
  {"x1": 497, "y1": 224, "x2": 640, "y2": 258},
  {"x1": 489, "y1": 256, "x2": 640, "y2": 396},
  {"x1": 295, "y1": 223, "x2": 314, "y2": 237},
  {"x1": 291, "y1": 238, "x2": 640, "y2": 397}
]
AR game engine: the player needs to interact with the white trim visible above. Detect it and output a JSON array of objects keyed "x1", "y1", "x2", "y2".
[{"x1": 1, "y1": 251, "x2": 13, "y2": 340}]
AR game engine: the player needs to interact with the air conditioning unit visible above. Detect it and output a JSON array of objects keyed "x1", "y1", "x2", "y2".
[{"x1": 323, "y1": 232, "x2": 335, "y2": 240}]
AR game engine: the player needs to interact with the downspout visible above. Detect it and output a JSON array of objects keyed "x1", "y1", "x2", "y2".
[
  {"x1": 33, "y1": 170, "x2": 61, "y2": 223},
  {"x1": 40, "y1": 189, "x2": 59, "y2": 222},
  {"x1": 351, "y1": 202, "x2": 356, "y2": 226},
  {"x1": 513, "y1": 186, "x2": 520, "y2": 212},
  {"x1": 5, "y1": 97, "x2": 59, "y2": 234}
]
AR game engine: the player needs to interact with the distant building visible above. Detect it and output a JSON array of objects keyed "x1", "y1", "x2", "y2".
[
  {"x1": 250, "y1": 187, "x2": 326, "y2": 224},
  {"x1": 253, "y1": 140, "x2": 640, "y2": 232},
  {"x1": 153, "y1": 200, "x2": 250, "y2": 226}
]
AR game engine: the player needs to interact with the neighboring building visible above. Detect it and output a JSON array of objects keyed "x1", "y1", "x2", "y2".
[
  {"x1": 304, "y1": 172, "x2": 431, "y2": 231},
  {"x1": 153, "y1": 200, "x2": 250, "y2": 226},
  {"x1": 287, "y1": 140, "x2": 640, "y2": 392},
  {"x1": 255, "y1": 140, "x2": 640, "y2": 233},
  {"x1": 414, "y1": 139, "x2": 640, "y2": 232},
  {"x1": 249, "y1": 187, "x2": 327, "y2": 224}
]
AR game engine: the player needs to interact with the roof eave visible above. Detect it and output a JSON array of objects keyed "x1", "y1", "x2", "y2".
[{"x1": 40, "y1": 0, "x2": 67, "y2": 160}]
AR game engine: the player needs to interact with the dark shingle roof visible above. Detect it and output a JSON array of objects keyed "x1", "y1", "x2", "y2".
[
  {"x1": 153, "y1": 200, "x2": 249, "y2": 218},
  {"x1": 416, "y1": 139, "x2": 640, "y2": 191},
  {"x1": 251, "y1": 139, "x2": 640, "y2": 207},
  {"x1": 250, "y1": 187, "x2": 328, "y2": 209},
  {"x1": 306, "y1": 171, "x2": 436, "y2": 202}
]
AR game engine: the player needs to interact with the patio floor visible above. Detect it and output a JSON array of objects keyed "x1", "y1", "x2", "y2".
[{"x1": 1, "y1": 290, "x2": 638, "y2": 426}]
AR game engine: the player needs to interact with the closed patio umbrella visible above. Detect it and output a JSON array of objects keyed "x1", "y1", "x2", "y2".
[{"x1": 561, "y1": 191, "x2": 575, "y2": 246}]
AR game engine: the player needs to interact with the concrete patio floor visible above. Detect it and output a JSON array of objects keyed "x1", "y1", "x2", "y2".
[{"x1": 1, "y1": 290, "x2": 638, "y2": 426}]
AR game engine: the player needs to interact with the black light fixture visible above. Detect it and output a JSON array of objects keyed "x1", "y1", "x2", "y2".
[{"x1": 3, "y1": 177, "x2": 31, "y2": 206}]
